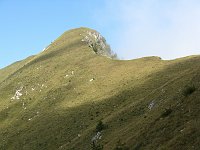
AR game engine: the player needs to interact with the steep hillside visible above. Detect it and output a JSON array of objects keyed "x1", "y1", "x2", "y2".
[
  {"x1": 0, "y1": 27, "x2": 200, "y2": 150},
  {"x1": 0, "y1": 55, "x2": 35, "y2": 83}
]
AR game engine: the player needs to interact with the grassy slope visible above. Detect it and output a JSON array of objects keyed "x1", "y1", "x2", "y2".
[
  {"x1": 0, "y1": 55, "x2": 35, "y2": 83},
  {"x1": 0, "y1": 27, "x2": 199, "y2": 150}
]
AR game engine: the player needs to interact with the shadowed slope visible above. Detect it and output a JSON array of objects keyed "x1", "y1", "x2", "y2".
[{"x1": 0, "y1": 27, "x2": 199, "y2": 150}]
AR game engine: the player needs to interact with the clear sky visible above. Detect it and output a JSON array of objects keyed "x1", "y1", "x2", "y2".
[{"x1": 1, "y1": 0, "x2": 200, "y2": 68}]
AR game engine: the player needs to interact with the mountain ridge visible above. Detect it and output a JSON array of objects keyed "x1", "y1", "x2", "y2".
[{"x1": 0, "y1": 27, "x2": 200, "y2": 150}]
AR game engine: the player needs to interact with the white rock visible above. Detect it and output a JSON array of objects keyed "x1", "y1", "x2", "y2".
[
  {"x1": 90, "y1": 78, "x2": 94, "y2": 82},
  {"x1": 148, "y1": 101, "x2": 155, "y2": 110},
  {"x1": 64, "y1": 75, "x2": 69, "y2": 78},
  {"x1": 91, "y1": 132, "x2": 102, "y2": 142},
  {"x1": 11, "y1": 87, "x2": 23, "y2": 100}
]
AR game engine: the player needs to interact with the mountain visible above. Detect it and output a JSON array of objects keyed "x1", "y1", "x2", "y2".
[{"x1": 0, "y1": 27, "x2": 200, "y2": 150}]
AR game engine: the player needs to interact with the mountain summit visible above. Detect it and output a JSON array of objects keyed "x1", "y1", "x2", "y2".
[
  {"x1": 42, "y1": 27, "x2": 116, "y2": 58},
  {"x1": 0, "y1": 28, "x2": 200, "y2": 150}
]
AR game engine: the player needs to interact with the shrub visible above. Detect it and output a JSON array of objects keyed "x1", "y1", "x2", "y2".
[
  {"x1": 91, "y1": 143, "x2": 103, "y2": 150},
  {"x1": 161, "y1": 108, "x2": 172, "y2": 118},
  {"x1": 96, "y1": 120, "x2": 107, "y2": 132},
  {"x1": 183, "y1": 85, "x2": 196, "y2": 97},
  {"x1": 114, "y1": 140, "x2": 129, "y2": 150}
]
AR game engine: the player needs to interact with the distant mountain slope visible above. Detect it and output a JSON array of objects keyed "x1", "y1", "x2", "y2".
[
  {"x1": 0, "y1": 27, "x2": 199, "y2": 150},
  {"x1": 0, "y1": 55, "x2": 35, "y2": 83}
]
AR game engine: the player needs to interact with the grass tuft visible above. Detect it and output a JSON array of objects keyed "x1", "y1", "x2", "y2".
[
  {"x1": 161, "y1": 108, "x2": 173, "y2": 118},
  {"x1": 183, "y1": 85, "x2": 196, "y2": 97},
  {"x1": 96, "y1": 120, "x2": 107, "y2": 132},
  {"x1": 114, "y1": 140, "x2": 129, "y2": 150}
]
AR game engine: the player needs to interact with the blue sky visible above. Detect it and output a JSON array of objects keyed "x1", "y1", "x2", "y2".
[{"x1": 1, "y1": 0, "x2": 200, "y2": 68}]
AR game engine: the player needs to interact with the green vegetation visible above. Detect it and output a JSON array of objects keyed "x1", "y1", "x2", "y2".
[
  {"x1": 0, "y1": 55, "x2": 35, "y2": 83},
  {"x1": 96, "y1": 120, "x2": 107, "y2": 132},
  {"x1": 183, "y1": 85, "x2": 196, "y2": 97},
  {"x1": 114, "y1": 140, "x2": 129, "y2": 150},
  {"x1": 160, "y1": 108, "x2": 173, "y2": 118},
  {"x1": 92, "y1": 143, "x2": 104, "y2": 150},
  {"x1": 0, "y1": 27, "x2": 200, "y2": 150}
]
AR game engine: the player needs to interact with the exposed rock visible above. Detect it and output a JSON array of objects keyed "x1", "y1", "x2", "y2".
[
  {"x1": 148, "y1": 101, "x2": 155, "y2": 110},
  {"x1": 11, "y1": 86, "x2": 23, "y2": 100},
  {"x1": 91, "y1": 131, "x2": 102, "y2": 144},
  {"x1": 82, "y1": 31, "x2": 117, "y2": 59}
]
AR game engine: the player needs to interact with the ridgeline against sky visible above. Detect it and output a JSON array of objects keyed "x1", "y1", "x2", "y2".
[
  {"x1": 1, "y1": 0, "x2": 200, "y2": 68},
  {"x1": 0, "y1": 27, "x2": 200, "y2": 149}
]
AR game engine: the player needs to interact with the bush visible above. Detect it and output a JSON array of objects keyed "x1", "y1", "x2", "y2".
[
  {"x1": 96, "y1": 120, "x2": 107, "y2": 132},
  {"x1": 114, "y1": 140, "x2": 129, "y2": 150},
  {"x1": 91, "y1": 143, "x2": 103, "y2": 150},
  {"x1": 161, "y1": 108, "x2": 172, "y2": 118},
  {"x1": 183, "y1": 85, "x2": 196, "y2": 97}
]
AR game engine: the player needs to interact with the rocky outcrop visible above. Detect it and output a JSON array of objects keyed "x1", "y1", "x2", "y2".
[{"x1": 81, "y1": 31, "x2": 117, "y2": 59}]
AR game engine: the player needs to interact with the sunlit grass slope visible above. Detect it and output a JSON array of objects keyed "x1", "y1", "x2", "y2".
[
  {"x1": 0, "y1": 56, "x2": 35, "y2": 83},
  {"x1": 0, "y1": 27, "x2": 199, "y2": 150}
]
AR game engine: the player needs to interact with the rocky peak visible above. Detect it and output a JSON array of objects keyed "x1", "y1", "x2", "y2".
[{"x1": 81, "y1": 30, "x2": 117, "y2": 59}]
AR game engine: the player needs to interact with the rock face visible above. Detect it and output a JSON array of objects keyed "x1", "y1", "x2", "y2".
[
  {"x1": 11, "y1": 86, "x2": 23, "y2": 100},
  {"x1": 41, "y1": 28, "x2": 117, "y2": 59},
  {"x1": 81, "y1": 31, "x2": 117, "y2": 59}
]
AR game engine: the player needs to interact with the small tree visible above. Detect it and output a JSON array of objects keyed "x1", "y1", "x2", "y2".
[
  {"x1": 114, "y1": 140, "x2": 129, "y2": 150},
  {"x1": 161, "y1": 108, "x2": 172, "y2": 118},
  {"x1": 91, "y1": 143, "x2": 103, "y2": 150},
  {"x1": 183, "y1": 85, "x2": 196, "y2": 97},
  {"x1": 96, "y1": 120, "x2": 107, "y2": 132}
]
